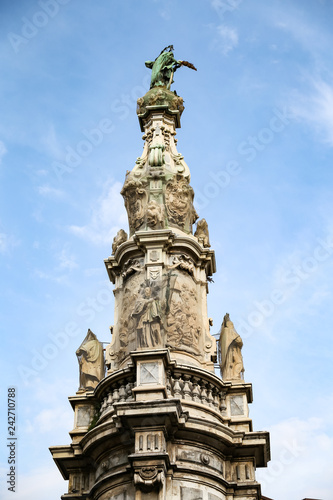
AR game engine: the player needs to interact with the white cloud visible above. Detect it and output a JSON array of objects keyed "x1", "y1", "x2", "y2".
[
  {"x1": 35, "y1": 169, "x2": 48, "y2": 176},
  {"x1": 37, "y1": 184, "x2": 65, "y2": 198},
  {"x1": 25, "y1": 406, "x2": 73, "y2": 434},
  {"x1": 41, "y1": 123, "x2": 64, "y2": 158},
  {"x1": 274, "y1": 10, "x2": 329, "y2": 56},
  {"x1": 0, "y1": 140, "x2": 6, "y2": 163},
  {"x1": 212, "y1": 24, "x2": 239, "y2": 55},
  {"x1": 290, "y1": 76, "x2": 333, "y2": 147},
  {"x1": 34, "y1": 244, "x2": 78, "y2": 284},
  {"x1": 1, "y1": 465, "x2": 66, "y2": 500},
  {"x1": 257, "y1": 416, "x2": 333, "y2": 499},
  {"x1": 34, "y1": 269, "x2": 68, "y2": 284},
  {"x1": 57, "y1": 244, "x2": 78, "y2": 271},
  {"x1": 69, "y1": 179, "x2": 127, "y2": 245},
  {"x1": 271, "y1": 9, "x2": 333, "y2": 146},
  {"x1": 0, "y1": 231, "x2": 19, "y2": 253}
]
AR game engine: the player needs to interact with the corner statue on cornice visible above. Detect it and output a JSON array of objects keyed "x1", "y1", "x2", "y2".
[
  {"x1": 76, "y1": 329, "x2": 105, "y2": 391},
  {"x1": 219, "y1": 314, "x2": 245, "y2": 381},
  {"x1": 145, "y1": 45, "x2": 197, "y2": 90}
]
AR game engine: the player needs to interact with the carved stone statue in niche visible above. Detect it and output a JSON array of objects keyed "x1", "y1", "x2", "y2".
[
  {"x1": 219, "y1": 314, "x2": 244, "y2": 381},
  {"x1": 146, "y1": 200, "x2": 165, "y2": 229},
  {"x1": 169, "y1": 254, "x2": 195, "y2": 276},
  {"x1": 131, "y1": 285, "x2": 162, "y2": 348},
  {"x1": 194, "y1": 218, "x2": 210, "y2": 248},
  {"x1": 112, "y1": 229, "x2": 128, "y2": 254},
  {"x1": 165, "y1": 174, "x2": 194, "y2": 230},
  {"x1": 121, "y1": 177, "x2": 147, "y2": 234},
  {"x1": 76, "y1": 329, "x2": 104, "y2": 391}
]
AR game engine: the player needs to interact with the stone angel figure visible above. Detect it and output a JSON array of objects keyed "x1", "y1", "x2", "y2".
[{"x1": 76, "y1": 329, "x2": 105, "y2": 391}]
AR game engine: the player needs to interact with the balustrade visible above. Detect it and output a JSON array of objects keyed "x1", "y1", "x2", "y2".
[
  {"x1": 99, "y1": 367, "x2": 227, "y2": 422},
  {"x1": 168, "y1": 371, "x2": 227, "y2": 415}
]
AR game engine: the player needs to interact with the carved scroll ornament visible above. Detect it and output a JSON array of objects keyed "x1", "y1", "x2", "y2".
[{"x1": 134, "y1": 465, "x2": 164, "y2": 492}]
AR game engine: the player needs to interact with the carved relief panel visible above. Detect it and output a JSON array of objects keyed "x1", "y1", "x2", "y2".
[
  {"x1": 106, "y1": 250, "x2": 213, "y2": 370},
  {"x1": 165, "y1": 174, "x2": 197, "y2": 232},
  {"x1": 106, "y1": 275, "x2": 167, "y2": 370},
  {"x1": 165, "y1": 271, "x2": 202, "y2": 356}
]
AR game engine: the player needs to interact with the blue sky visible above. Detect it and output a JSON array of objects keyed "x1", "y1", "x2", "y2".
[{"x1": 1, "y1": 1, "x2": 333, "y2": 499}]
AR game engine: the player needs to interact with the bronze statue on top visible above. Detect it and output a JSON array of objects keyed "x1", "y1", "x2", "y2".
[{"x1": 145, "y1": 45, "x2": 197, "y2": 90}]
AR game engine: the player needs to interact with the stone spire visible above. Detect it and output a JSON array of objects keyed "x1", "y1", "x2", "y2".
[
  {"x1": 104, "y1": 52, "x2": 216, "y2": 373},
  {"x1": 50, "y1": 48, "x2": 270, "y2": 500}
]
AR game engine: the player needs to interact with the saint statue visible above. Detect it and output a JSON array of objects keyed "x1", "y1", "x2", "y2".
[
  {"x1": 132, "y1": 286, "x2": 162, "y2": 348},
  {"x1": 76, "y1": 329, "x2": 105, "y2": 391},
  {"x1": 219, "y1": 314, "x2": 244, "y2": 381},
  {"x1": 145, "y1": 45, "x2": 197, "y2": 90}
]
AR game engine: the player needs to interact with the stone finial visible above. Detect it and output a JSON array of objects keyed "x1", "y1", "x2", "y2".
[{"x1": 76, "y1": 329, "x2": 105, "y2": 391}]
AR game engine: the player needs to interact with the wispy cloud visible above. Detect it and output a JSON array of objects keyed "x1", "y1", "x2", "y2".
[
  {"x1": 57, "y1": 244, "x2": 78, "y2": 271},
  {"x1": 0, "y1": 231, "x2": 19, "y2": 253},
  {"x1": 37, "y1": 184, "x2": 65, "y2": 198},
  {"x1": 274, "y1": 10, "x2": 329, "y2": 56},
  {"x1": 69, "y1": 179, "x2": 127, "y2": 245},
  {"x1": 41, "y1": 123, "x2": 64, "y2": 158},
  {"x1": 25, "y1": 406, "x2": 72, "y2": 434},
  {"x1": 0, "y1": 465, "x2": 65, "y2": 500},
  {"x1": 211, "y1": 24, "x2": 239, "y2": 55},
  {"x1": 257, "y1": 415, "x2": 333, "y2": 499},
  {"x1": 34, "y1": 244, "x2": 78, "y2": 284},
  {"x1": 290, "y1": 76, "x2": 333, "y2": 147},
  {"x1": 34, "y1": 269, "x2": 68, "y2": 284}
]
